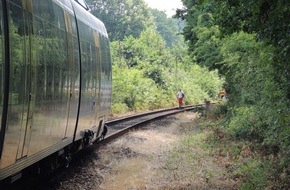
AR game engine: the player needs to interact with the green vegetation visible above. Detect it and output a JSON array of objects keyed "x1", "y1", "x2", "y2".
[
  {"x1": 156, "y1": 107, "x2": 288, "y2": 189},
  {"x1": 88, "y1": 0, "x2": 289, "y2": 188},
  {"x1": 88, "y1": 0, "x2": 154, "y2": 41},
  {"x1": 174, "y1": 0, "x2": 289, "y2": 188},
  {"x1": 110, "y1": 28, "x2": 223, "y2": 114},
  {"x1": 88, "y1": 0, "x2": 224, "y2": 115}
]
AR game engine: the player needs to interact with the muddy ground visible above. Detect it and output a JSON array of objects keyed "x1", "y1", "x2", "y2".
[{"x1": 35, "y1": 112, "x2": 236, "y2": 190}]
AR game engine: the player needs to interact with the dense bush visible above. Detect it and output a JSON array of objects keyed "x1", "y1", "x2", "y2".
[
  {"x1": 178, "y1": 0, "x2": 289, "y2": 187},
  {"x1": 110, "y1": 28, "x2": 224, "y2": 114}
]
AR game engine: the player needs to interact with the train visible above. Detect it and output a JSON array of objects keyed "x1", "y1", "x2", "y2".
[{"x1": 0, "y1": 0, "x2": 112, "y2": 185}]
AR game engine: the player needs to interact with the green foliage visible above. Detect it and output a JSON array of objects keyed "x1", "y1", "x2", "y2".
[
  {"x1": 137, "y1": 27, "x2": 168, "y2": 63},
  {"x1": 221, "y1": 32, "x2": 272, "y2": 105},
  {"x1": 213, "y1": 0, "x2": 290, "y2": 56},
  {"x1": 178, "y1": 0, "x2": 289, "y2": 106},
  {"x1": 228, "y1": 106, "x2": 262, "y2": 141},
  {"x1": 234, "y1": 159, "x2": 271, "y2": 190},
  {"x1": 177, "y1": 2, "x2": 223, "y2": 70},
  {"x1": 213, "y1": 1, "x2": 290, "y2": 123},
  {"x1": 111, "y1": 65, "x2": 172, "y2": 111},
  {"x1": 110, "y1": 102, "x2": 129, "y2": 114},
  {"x1": 178, "y1": 0, "x2": 290, "y2": 181},
  {"x1": 221, "y1": 32, "x2": 289, "y2": 148},
  {"x1": 87, "y1": 0, "x2": 154, "y2": 41},
  {"x1": 150, "y1": 9, "x2": 184, "y2": 47},
  {"x1": 111, "y1": 28, "x2": 170, "y2": 69},
  {"x1": 110, "y1": 26, "x2": 224, "y2": 112},
  {"x1": 192, "y1": 23, "x2": 222, "y2": 70},
  {"x1": 143, "y1": 65, "x2": 165, "y2": 86},
  {"x1": 89, "y1": 0, "x2": 224, "y2": 119}
]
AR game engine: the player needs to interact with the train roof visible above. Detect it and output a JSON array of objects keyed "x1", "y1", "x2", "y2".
[{"x1": 54, "y1": 0, "x2": 108, "y2": 38}]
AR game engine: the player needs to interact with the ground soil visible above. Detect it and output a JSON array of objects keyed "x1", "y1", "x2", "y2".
[{"x1": 35, "y1": 112, "x2": 236, "y2": 190}]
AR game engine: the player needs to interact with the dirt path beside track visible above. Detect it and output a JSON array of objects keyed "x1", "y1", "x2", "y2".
[{"x1": 38, "y1": 112, "x2": 237, "y2": 190}]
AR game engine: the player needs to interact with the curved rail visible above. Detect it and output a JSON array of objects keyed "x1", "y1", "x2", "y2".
[
  {"x1": 97, "y1": 104, "x2": 205, "y2": 145},
  {"x1": 2, "y1": 104, "x2": 209, "y2": 189}
]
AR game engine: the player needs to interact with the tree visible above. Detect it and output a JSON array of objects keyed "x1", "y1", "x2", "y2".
[
  {"x1": 87, "y1": 0, "x2": 154, "y2": 41},
  {"x1": 110, "y1": 25, "x2": 224, "y2": 112},
  {"x1": 211, "y1": 0, "x2": 290, "y2": 104},
  {"x1": 177, "y1": 0, "x2": 290, "y2": 175},
  {"x1": 192, "y1": 13, "x2": 222, "y2": 70},
  {"x1": 178, "y1": 0, "x2": 289, "y2": 99},
  {"x1": 150, "y1": 9, "x2": 183, "y2": 47}
]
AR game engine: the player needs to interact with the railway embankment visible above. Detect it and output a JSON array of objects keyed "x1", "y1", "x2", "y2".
[{"x1": 34, "y1": 108, "x2": 288, "y2": 190}]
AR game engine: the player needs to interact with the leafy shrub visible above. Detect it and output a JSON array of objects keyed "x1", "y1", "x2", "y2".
[
  {"x1": 235, "y1": 159, "x2": 271, "y2": 190},
  {"x1": 111, "y1": 102, "x2": 129, "y2": 114},
  {"x1": 227, "y1": 106, "x2": 263, "y2": 141}
]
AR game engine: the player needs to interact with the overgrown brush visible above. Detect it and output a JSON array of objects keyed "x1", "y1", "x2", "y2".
[
  {"x1": 164, "y1": 104, "x2": 290, "y2": 189},
  {"x1": 205, "y1": 104, "x2": 290, "y2": 189}
]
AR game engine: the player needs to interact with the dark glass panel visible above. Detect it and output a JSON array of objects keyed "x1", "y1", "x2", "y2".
[
  {"x1": 52, "y1": 2, "x2": 66, "y2": 30},
  {"x1": 9, "y1": 0, "x2": 21, "y2": 6},
  {"x1": 0, "y1": 0, "x2": 4, "y2": 163},
  {"x1": 0, "y1": 2, "x2": 3, "y2": 124},
  {"x1": 32, "y1": 0, "x2": 55, "y2": 23}
]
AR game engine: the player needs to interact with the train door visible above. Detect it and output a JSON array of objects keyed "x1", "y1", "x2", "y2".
[
  {"x1": 0, "y1": 0, "x2": 6, "y2": 159},
  {"x1": 62, "y1": 9, "x2": 81, "y2": 138},
  {"x1": 16, "y1": 2, "x2": 35, "y2": 160},
  {"x1": 5, "y1": 1, "x2": 35, "y2": 160},
  {"x1": 15, "y1": 51, "x2": 34, "y2": 160},
  {"x1": 93, "y1": 30, "x2": 102, "y2": 136}
]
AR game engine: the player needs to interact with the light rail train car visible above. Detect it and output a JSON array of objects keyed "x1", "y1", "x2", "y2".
[{"x1": 0, "y1": 0, "x2": 112, "y2": 185}]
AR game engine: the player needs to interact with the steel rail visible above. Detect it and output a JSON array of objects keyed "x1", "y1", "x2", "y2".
[
  {"x1": 97, "y1": 104, "x2": 205, "y2": 145},
  {"x1": 4, "y1": 104, "x2": 209, "y2": 189}
]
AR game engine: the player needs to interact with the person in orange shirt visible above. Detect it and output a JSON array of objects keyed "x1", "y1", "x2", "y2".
[{"x1": 220, "y1": 88, "x2": 227, "y2": 100}]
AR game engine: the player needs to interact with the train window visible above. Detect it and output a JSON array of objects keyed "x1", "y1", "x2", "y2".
[
  {"x1": 8, "y1": 0, "x2": 21, "y2": 6},
  {"x1": 75, "y1": 0, "x2": 89, "y2": 10},
  {"x1": 0, "y1": 0, "x2": 4, "y2": 157}
]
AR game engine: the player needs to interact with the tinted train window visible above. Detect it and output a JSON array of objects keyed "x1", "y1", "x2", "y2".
[
  {"x1": 0, "y1": 0, "x2": 4, "y2": 126},
  {"x1": 8, "y1": 0, "x2": 21, "y2": 6}
]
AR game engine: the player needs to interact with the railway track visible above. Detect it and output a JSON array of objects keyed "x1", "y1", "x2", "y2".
[
  {"x1": 97, "y1": 104, "x2": 205, "y2": 145},
  {"x1": 3, "y1": 104, "x2": 208, "y2": 190}
]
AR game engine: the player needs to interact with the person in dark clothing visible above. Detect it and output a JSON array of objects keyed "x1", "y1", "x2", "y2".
[{"x1": 100, "y1": 125, "x2": 108, "y2": 140}]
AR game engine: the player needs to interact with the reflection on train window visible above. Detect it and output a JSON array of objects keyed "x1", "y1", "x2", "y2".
[{"x1": 1, "y1": 0, "x2": 111, "y2": 177}]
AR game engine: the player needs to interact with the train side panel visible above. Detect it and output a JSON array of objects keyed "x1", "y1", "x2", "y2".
[
  {"x1": 0, "y1": 0, "x2": 111, "y2": 183},
  {"x1": 0, "y1": 0, "x2": 80, "y2": 180},
  {"x1": 71, "y1": 0, "x2": 112, "y2": 138}
]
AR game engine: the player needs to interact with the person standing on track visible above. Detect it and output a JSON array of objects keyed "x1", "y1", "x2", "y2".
[
  {"x1": 220, "y1": 88, "x2": 227, "y2": 101},
  {"x1": 177, "y1": 89, "x2": 184, "y2": 108},
  {"x1": 100, "y1": 125, "x2": 108, "y2": 140}
]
